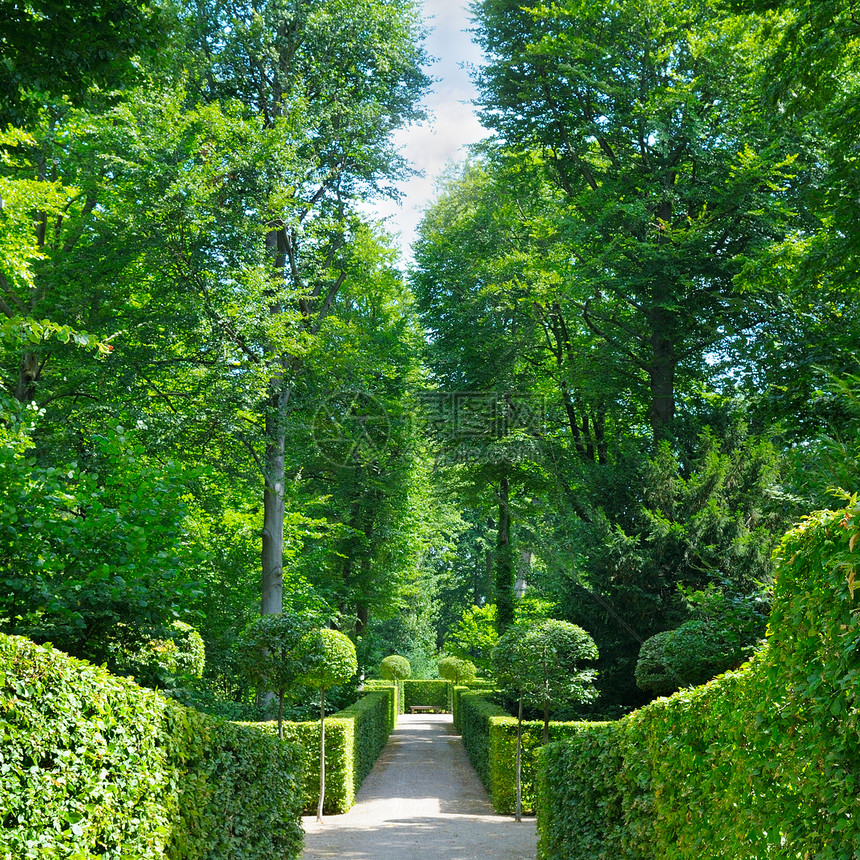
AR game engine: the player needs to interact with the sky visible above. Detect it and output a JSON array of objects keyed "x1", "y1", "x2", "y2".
[{"x1": 361, "y1": 0, "x2": 488, "y2": 264}]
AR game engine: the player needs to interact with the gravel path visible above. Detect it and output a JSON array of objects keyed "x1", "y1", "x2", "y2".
[{"x1": 301, "y1": 713, "x2": 537, "y2": 859}]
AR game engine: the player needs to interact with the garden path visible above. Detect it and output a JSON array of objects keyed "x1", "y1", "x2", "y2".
[{"x1": 300, "y1": 713, "x2": 537, "y2": 859}]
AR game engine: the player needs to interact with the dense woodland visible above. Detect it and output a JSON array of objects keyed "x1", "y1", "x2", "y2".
[{"x1": 1, "y1": 0, "x2": 858, "y2": 719}]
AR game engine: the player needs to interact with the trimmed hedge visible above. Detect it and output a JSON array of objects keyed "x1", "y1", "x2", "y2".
[
  {"x1": 455, "y1": 690, "x2": 589, "y2": 814},
  {"x1": 363, "y1": 679, "x2": 400, "y2": 724},
  {"x1": 254, "y1": 687, "x2": 393, "y2": 815},
  {"x1": 537, "y1": 502, "x2": 860, "y2": 859},
  {"x1": 402, "y1": 679, "x2": 450, "y2": 711},
  {"x1": 0, "y1": 633, "x2": 303, "y2": 860}
]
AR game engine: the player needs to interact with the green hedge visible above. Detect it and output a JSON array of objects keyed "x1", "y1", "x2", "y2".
[
  {"x1": 254, "y1": 688, "x2": 393, "y2": 815},
  {"x1": 363, "y1": 679, "x2": 400, "y2": 724},
  {"x1": 537, "y1": 502, "x2": 860, "y2": 859},
  {"x1": 402, "y1": 679, "x2": 450, "y2": 711},
  {"x1": 455, "y1": 690, "x2": 588, "y2": 814},
  {"x1": 0, "y1": 633, "x2": 303, "y2": 860}
]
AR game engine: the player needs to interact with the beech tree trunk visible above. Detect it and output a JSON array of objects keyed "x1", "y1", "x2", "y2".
[
  {"x1": 495, "y1": 476, "x2": 514, "y2": 631},
  {"x1": 15, "y1": 352, "x2": 40, "y2": 403},
  {"x1": 261, "y1": 227, "x2": 288, "y2": 616},
  {"x1": 648, "y1": 313, "x2": 676, "y2": 443},
  {"x1": 261, "y1": 388, "x2": 286, "y2": 615}
]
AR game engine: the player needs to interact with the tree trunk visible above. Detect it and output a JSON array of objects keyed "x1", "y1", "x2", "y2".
[
  {"x1": 543, "y1": 703, "x2": 549, "y2": 745},
  {"x1": 317, "y1": 686, "x2": 326, "y2": 823},
  {"x1": 594, "y1": 406, "x2": 608, "y2": 465},
  {"x1": 495, "y1": 475, "x2": 514, "y2": 631},
  {"x1": 261, "y1": 387, "x2": 286, "y2": 616},
  {"x1": 560, "y1": 387, "x2": 588, "y2": 460},
  {"x1": 485, "y1": 518, "x2": 494, "y2": 604},
  {"x1": 15, "y1": 351, "x2": 40, "y2": 403},
  {"x1": 261, "y1": 226, "x2": 288, "y2": 615},
  {"x1": 646, "y1": 298, "x2": 676, "y2": 443}
]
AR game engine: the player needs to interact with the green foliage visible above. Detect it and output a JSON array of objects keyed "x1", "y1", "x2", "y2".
[
  {"x1": 455, "y1": 691, "x2": 590, "y2": 815},
  {"x1": 378, "y1": 654, "x2": 411, "y2": 681},
  {"x1": 301, "y1": 629, "x2": 358, "y2": 691},
  {"x1": 537, "y1": 498, "x2": 860, "y2": 858},
  {"x1": 251, "y1": 689, "x2": 393, "y2": 815},
  {"x1": 0, "y1": 414, "x2": 206, "y2": 672},
  {"x1": 402, "y1": 679, "x2": 450, "y2": 711},
  {"x1": 537, "y1": 724, "x2": 626, "y2": 860},
  {"x1": 238, "y1": 612, "x2": 318, "y2": 735},
  {"x1": 560, "y1": 425, "x2": 785, "y2": 711},
  {"x1": 493, "y1": 620, "x2": 598, "y2": 720},
  {"x1": 445, "y1": 604, "x2": 499, "y2": 673},
  {"x1": 0, "y1": 632, "x2": 303, "y2": 860},
  {"x1": 634, "y1": 590, "x2": 767, "y2": 696},
  {"x1": 0, "y1": 0, "x2": 172, "y2": 124},
  {"x1": 438, "y1": 656, "x2": 477, "y2": 685},
  {"x1": 362, "y1": 679, "x2": 400, "y2": 726},
  {"x1": 116, "y1": 620, "x2": 206, "y2": 691}
]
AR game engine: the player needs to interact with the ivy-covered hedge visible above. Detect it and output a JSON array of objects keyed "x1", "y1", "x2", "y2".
[
  {"x1": 537, "y1": 502, "x2": 860, "y2": 859},
  {"x1": 455, "y1": 690, "x2": 587, "y2": 814},
  {"x1": 0, "y1": 633, "x2": 304, "y2": 860},
  {"x1": 254, "y1": 688, "x2": 393, "y2": 815},
  {"x1": 402, "y1": 679, "x2": 450, "y2": 711}
]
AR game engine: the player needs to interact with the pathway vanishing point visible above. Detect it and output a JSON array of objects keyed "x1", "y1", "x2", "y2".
[{"x1": 301, "y1": 713, "x2": 537, "y2": 859}]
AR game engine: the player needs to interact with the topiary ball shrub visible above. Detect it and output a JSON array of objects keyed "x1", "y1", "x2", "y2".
[
  {"x1": 635, "y1": 618, "x2": 753, "y2": 696},
  {"x1": 438, "y1": 656, "x2": 477, "y2": 685},
  {"x1": 379, "y1": 654, "x2": 411, "y2": 681}
]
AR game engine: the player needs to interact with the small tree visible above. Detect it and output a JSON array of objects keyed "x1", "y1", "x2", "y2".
[
  {"x1": 379, "y1": 654, "x2": 411, "y2": 680},
  {"x1": 438, "y1": 656, "x2": 477, "y2": 685},
  {"x1": 300, "y1": 628, "x2": 358, "y2": 823},
  {"x1": 239, "y1": 613, "x2": 313, "y2": 739},
  {"x1": 492, "y1": 620, "x2": 598, "y2": 821}
]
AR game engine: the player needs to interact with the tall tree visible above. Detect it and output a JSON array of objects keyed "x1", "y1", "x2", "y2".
[
  {"x1": 472, "y1": 0, "x2": 799, "y2": 442},
  {"x1": 185, "y1": 0, "x2": 429, "y2": 615}
]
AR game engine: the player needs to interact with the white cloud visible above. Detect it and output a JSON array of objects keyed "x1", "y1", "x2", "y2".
[{"x1": 359, "y1": 0, "x2": 488, "y2": 265}]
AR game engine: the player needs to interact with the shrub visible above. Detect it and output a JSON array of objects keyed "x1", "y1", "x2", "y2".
[
  {"x1": 538, "y1": 500, "x2": 860, "y2": 858},
  {"x1": 238, "y1": 613, "x2": 314, "y2": 737},
  {"x1": 362, "y1": 679, "x2": 399, "y2": 727},
  {"x1": 254, "y1": 688, "x2": 393, "y2": 815},
  {"x1": 438, "y1": 656, "x2": 477, "y2": 685},
  {"x1": 0, "y1": 632, "x2": 304, "y2": 860},
  {"x1": 379, "y1": 654, "x2": 411, "y2": 680},
  {"x1": 492, "y1": 619, "x2": 598, "y2": 819},
  {"x1": 299, "y1": 628, "x2": 358, "y2": 822},
  {"x1": 634, "y1": 616, "x2": 758, "y2": 696},
  {"x1": 456, "y1": 691, "x2": 588, "y2": 814}
]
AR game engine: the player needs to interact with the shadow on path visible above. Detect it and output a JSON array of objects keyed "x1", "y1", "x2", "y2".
[{"x1": 301, "y1": 714, "x2": 536, "y2": 859}]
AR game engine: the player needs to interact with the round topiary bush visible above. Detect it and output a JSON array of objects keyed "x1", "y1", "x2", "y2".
[
  {"x1": 379, "y1": 654, "x2": 411, "y2": 680},
  {"x1": 437, "y1": 655, "x2": 477, "y2": 685},
  {"x1": 635, "y1": 618, "x2": 753, "y2": 696}
]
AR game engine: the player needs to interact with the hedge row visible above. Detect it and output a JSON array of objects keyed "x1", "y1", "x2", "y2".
[
  {"x1": 363, "y1": 679, "x2": 400, "y2": 723},
  {"x1": 402, "y1": 679, "x2": 449, "y2": 711},
  {"x1": 252, "y1": 687, "x2": 394, "y2": 815},
  {"x1": 454, "y1": 689, "x2": 590, "y2": 814},
  {"x1": 365, "y1": 679, "x2": 452, "y2": 714},
  {"x1": 537, "y1": 503, "x2": 860, "y2": 859},
  {"x1": 0, "y1": 633, "x2": 303, "y2": 860}
]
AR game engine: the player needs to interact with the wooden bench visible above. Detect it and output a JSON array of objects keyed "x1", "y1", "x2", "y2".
[{"x1": 409, "y1": 705, "x2": 442, "y2": 714}]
